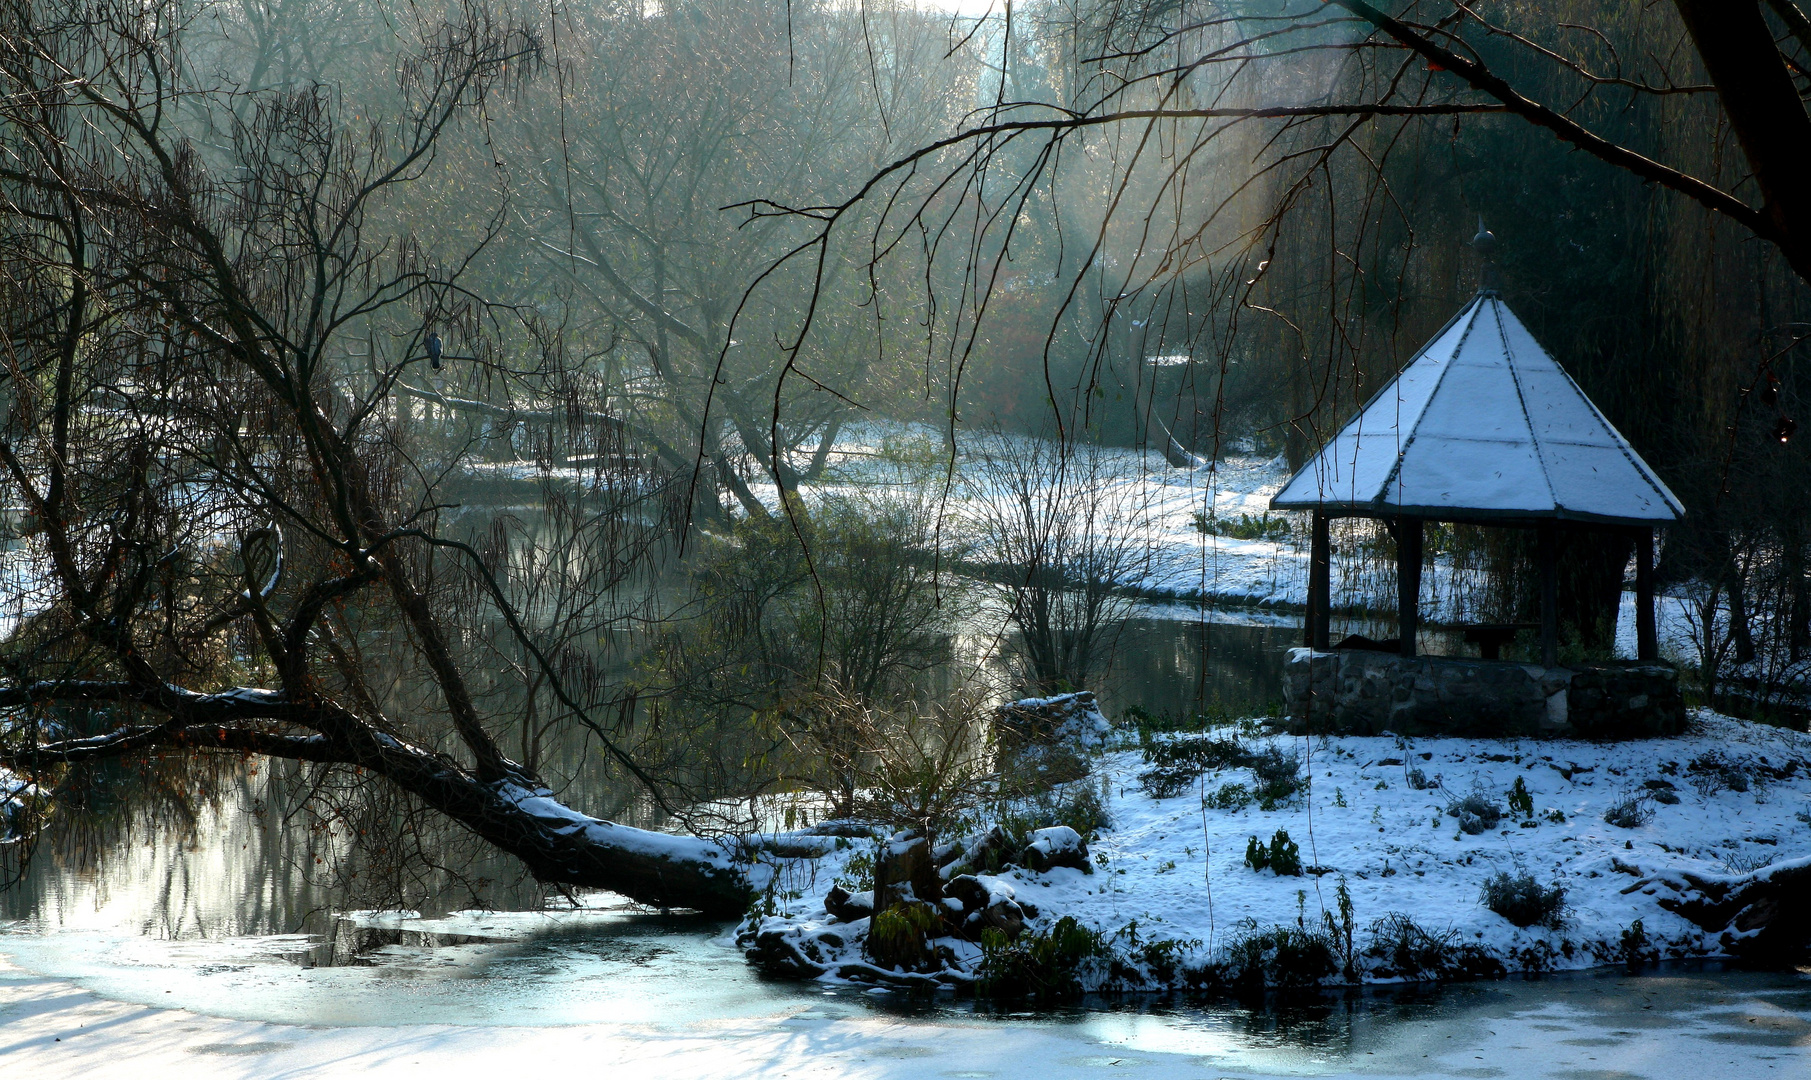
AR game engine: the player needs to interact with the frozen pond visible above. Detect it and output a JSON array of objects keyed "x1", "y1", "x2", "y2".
[{"x1": 1, "y1": 910, "x2": 1807, "y2": 1077}]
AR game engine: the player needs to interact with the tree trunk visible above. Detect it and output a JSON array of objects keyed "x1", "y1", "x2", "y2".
[
  {"x1": 1656, "y1": 856, "x2": 1811, "y2": 964},
  {"x1": 2, "y1": 692, "x2": 760, "y2": 918},
  {"x1": 1786, "y1": 520, "x2": 1809, "y2": 662}
]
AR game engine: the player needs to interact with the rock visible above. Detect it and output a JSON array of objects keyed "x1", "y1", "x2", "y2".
[
  {"x1": 1021, "y1": 826, "x2": 1091, "y2": 873},
  {"x1": 746, "y1": 928, "x2": 826, "y2": 979},
  {"x1": 994, "y1": 691, "x2": 1112, "y2": 749},
  {"x1": 944, "y1": 874, "x2": 1028, "y2": 940},
  {"x1": 824, "y1": 886, "x2": 873, "y2": 923},
  {"x1": 944, "y1": 825, "x2": 1013, "y2": 878},
  {"x1": 995, "y1": 694, "x2": 1107, "y2": 795}
]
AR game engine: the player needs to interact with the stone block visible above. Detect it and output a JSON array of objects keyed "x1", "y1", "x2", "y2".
[{"x1": 1281, "y1": 648, "x2": 1685, "y2": 739}]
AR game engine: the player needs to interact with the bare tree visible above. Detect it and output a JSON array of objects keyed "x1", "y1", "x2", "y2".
[
  {"x1": 965, "y1": 434, "x2": 1150, "y2": 694},
  {"x1": 502, "y1": 0, "x2": 976, "y2": 518},
  {"x1": 0, "y1": 0, "x2": 759, "y2": 914}
]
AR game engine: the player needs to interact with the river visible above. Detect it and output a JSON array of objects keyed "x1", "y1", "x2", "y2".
[{"x1": 1, "y1": 611, "x2": 1805, "y2": 1077}]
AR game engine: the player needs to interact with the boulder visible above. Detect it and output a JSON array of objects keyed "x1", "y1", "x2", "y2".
[
  {"x1": 1021, "y1": 826, "x2": 1091, "y2": 873},
  {"x1": 944, "y1": 874, "x2": 1031, "y2": 940},
  {"x1": 995, "y1": 691, "x2": 1112, "y2": 750},
  {"x1": 824, "y1": 886, "x2": 873, "y2": 923}
]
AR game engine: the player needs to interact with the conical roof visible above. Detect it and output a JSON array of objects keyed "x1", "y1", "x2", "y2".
[{"x1": 1271, "y1": 293, "x2": 1683, "y2": 525}]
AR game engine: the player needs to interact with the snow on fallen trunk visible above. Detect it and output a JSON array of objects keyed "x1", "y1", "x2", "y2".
[
  {"x1": 488, "y1": 782, "x2": 766, "y2": 916},
  {"x1": 1653, "y1": 853, "x2": 1811, "y2": 961}
]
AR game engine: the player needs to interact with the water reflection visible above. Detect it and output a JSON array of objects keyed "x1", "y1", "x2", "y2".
[{"x1": 4, "y1": 610, "x2": 1806, "y2": 1075}]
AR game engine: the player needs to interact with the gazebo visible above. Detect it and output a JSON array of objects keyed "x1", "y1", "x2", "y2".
[{"x1": 1270, "y1": 230, "x2": 1686, "y2": 737}]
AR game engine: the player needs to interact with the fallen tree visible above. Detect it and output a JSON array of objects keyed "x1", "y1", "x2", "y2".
[
  {"x1": 0, "y1": 0, "x2": 759, "y2": 915},
  {"x1": 1655, "y1": 855, "x2": 1811, "y2": 963}
]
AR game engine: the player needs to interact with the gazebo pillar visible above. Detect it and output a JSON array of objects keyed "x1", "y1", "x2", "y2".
[
  {"x1": 1539, "y1": 523, "x2": 1559, "y2": 667},
  {"x1": 1397, "y1": 516, "x2": 1422, "y2": 658},
  {"x1": 1306, "y1": 511, "x2": 1331, "y2": 650},
  {"x1": 1636, "y1": 527, "x2": 1658, "y2": 661}
]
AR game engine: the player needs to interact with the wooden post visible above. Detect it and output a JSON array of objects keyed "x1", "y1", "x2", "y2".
[
  {"x1": 1307, "y1": 511, "x2": 1331, "y2": 650},
  {"x1": 1539, "y1": 522, "x2": 1559, "y2": 667},
  {"x1": 1397, "y1": 516, "x2": 1422, "y2": 658},
  {"x1": 1636, "y1": 527, "x2": 1658, "y2": 661}
]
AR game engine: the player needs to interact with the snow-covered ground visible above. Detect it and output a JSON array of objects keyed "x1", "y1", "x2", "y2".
[
  {"x1": 746, "y1": 423, "x2": 1706, "y2": 663},
  {"x1": 748, "y1": 710, "x2": 1811, "y2": 987}
]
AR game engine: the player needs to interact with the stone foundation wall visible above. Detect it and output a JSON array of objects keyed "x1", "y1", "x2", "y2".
[{"x1": 1281, "y1": 649, "x2": 1685, "y2": 739}]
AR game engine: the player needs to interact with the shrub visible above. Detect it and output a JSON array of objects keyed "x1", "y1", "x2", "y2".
[
  {"x1": 1620, "y1": 918, "x2": 1650, "y2": 967},
  {"x1": 1138, "y1": 765, "x2": 1198, "y2": 799},
  {"x1": 1245, "y1": 828, "x2": 1301, "y2": 875},
  {"x1": 868, "y1": 902, "x2": 941, "y2": 971},
  {"x1": 1245, "y1": 835, "x2": 1269, "y2": 872},
  {"x1": 1203, "y1": 782, "x2": 1254, "y2": 811},
  {"x1": 990, "y1": 780, "x2": 1112, "y2": 858},
  {"x1": 1688, "y1": 751, "x2": 1752, "y2": 796},
  {"x1": 975, "y1": 915, "x2": 1106, "y2": 1000},
  {"x1": 1193, "y1": 510, "x2": 1293, "y2": 543},
  {"x1": 1141, "y1": 731, "x2": 1250, "y2": 771},
  {"x1": 1222, "y1": 924, "x2": 1340, "y2": 989},
  {"x1": 1249, "y1": 746, "x2": 1304, "y2": 807},
  {"x1": 1055, "y1": 783, "x2": 1111, "y2": 838},
  {"x1": 832, "y1": 848, "x2": 875, "y2": 892},
  {"x1": 1406, "y1": 767, "x2": 1436, "y2": 791},
  {"x1": 1137, "y1": 732, "x2": 1251, "y2": 797},
  {"x1": 1603, "y1": 793, "x2": 1655, "y2": 828},
  {"x1": 1507, "y1": 777, "x2": 1534, "y2": 818},
  {"x1": 1363, "y1": 912, "x2": 1505, "y2": 981},
  {"x1": 1480, "y1": 870, "x2": 1566, "y2": 928},
  {"x1": 1447, "y1": 787, "x2": 1503, "y2": 834}
]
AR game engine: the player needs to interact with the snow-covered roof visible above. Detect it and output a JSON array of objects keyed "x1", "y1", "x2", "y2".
[{"x1": 1271, "y1": 293, "x2": 1683, "y2": 525}]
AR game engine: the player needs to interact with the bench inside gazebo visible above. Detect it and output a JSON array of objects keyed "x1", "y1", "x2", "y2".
[{"x1": 1270, "y1": 237, "x2": 1686, "y2": 739}]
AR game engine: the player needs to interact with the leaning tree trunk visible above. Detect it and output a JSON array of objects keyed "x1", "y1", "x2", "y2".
[
  {"x1": 396, "y1": 771, "x2": 760, "y2": 916},
  {"x1": 1654, "y1": 855, "x2": 1811, "y2": 963},
  {"x1": 2, "y1": 687, "x2": 763, "y2": 918}
]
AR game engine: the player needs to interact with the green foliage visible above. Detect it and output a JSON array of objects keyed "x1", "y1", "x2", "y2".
[
  {"x1": 1203, "y1": 782, "x2": 1253, "y2": 812},
  {"x1": 1138, "y1": 764, "x2": 1199, "y2": 799},
  {"x1": 1363, "y1": 913, "x2": 1505, "y2": 981},
  {"x1": 1245, "y1": 828, "x2": 1301, "y2": 875},
  {"x1": 1248, "y1": 746, "x2": 1304, "y2": 808},
  {"x1": 1507, "y1": 776, "x2": 1534, "y2": 818},
  {"x1": 1137, "y1": 729, "x2": 1251, "y2": 797},
  {"x1": 868, "y1": 902, "x2": 942, "y2": 972},
  {"x1": 1620, "y1": 918, "x2": 1650, "y2": 967},
  {"x1": 832, "y1": 847, "x2": 875, "y2": 893},
  {"x1": 989, "y1": 778, "x2": 1112, "y2": 855},
  {"x1": 1244, "y1": 834, "x2": 1268, "y2": 872},
  {"x1": 1192, "y1": 510, "x2": 1294, "y2": 543},
  {"x1": 1140, "y1": 730, "x2": 1250, "y2": 770},
  {"x1": 1321, "y1": 877, "x2": 1357, "y2": 977},
  {"x1": 976, "y1": 916, "x2": 1107, "y2": 1000},
  {"x1": 1222, "y1": 924, "x2": 1339, "y2": 989},
  {"x1": 1480, "y1": 870, "x2": 1566, "y2": 929}
]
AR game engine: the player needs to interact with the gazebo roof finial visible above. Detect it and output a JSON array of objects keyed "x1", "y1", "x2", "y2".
[{"x1": 1472, "y1": 216, "x2": 1500, "y2": 295}]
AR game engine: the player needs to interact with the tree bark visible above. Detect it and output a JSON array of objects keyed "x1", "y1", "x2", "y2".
[
  {"x1": 1656, "y1": 856, "x2": 1811, "y2": 964},
  {"x1": 1, "y1": 687, "x2": 759, "y2": 917},
  {"x1": 1673, "y1": 0, "x2": 1811, "y2": 281}
]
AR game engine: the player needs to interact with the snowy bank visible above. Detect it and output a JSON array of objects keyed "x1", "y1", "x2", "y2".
[{"x1": 742, "y1": 710, "x2": 1811, "y2": 992}]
